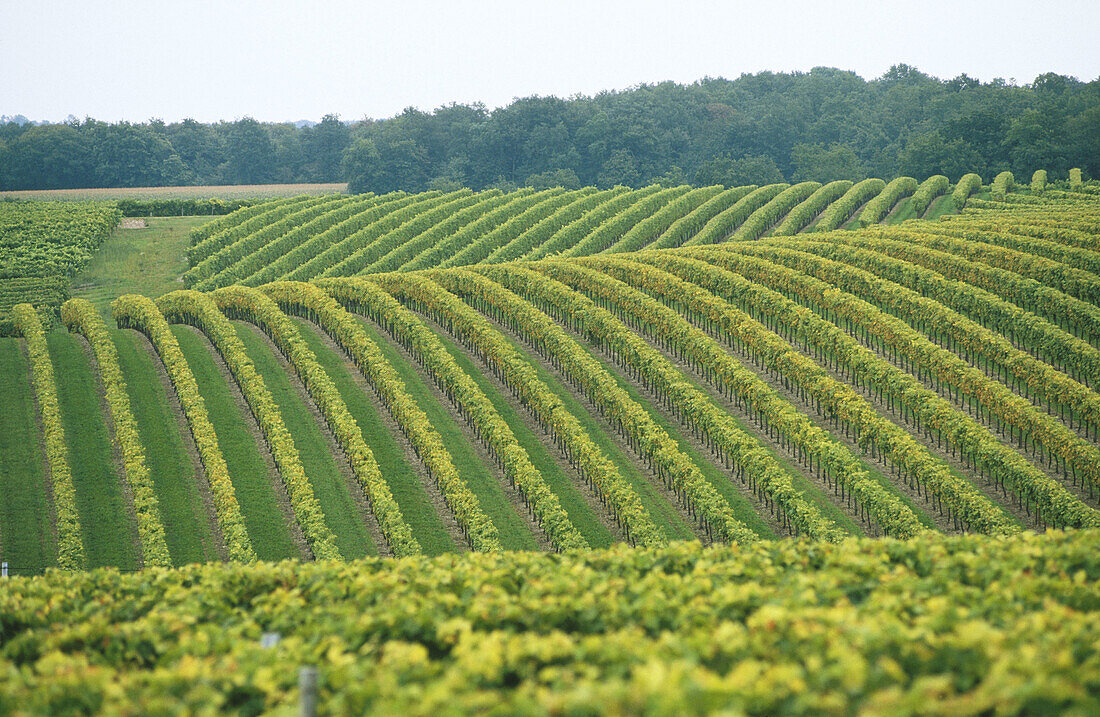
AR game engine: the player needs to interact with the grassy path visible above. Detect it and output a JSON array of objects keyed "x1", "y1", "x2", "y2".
[
  {"x1": 233, "y1": 322, "x2": 377, "y2": 559},
  {"x1": 355, "y1": 314, "x2": 539, "y2": 551},
  {"x1": 0, "y1": 339, "x2": 54, "y2": 573},
  {"x1": 48, "y1": 331, "x2": 139, "y2": 569},
  {"x1": 172, "y1": 326, "x2": 299, "y2": 561},
  {"x1": 111, "y1": 329, "x2": 218, "y2": 564},
  {"x1": 72, "y1": 216, "x2": 208, "y2": 317},
  {"x1": 293, "y1": 319, "x2": 457, "y2": 555}
]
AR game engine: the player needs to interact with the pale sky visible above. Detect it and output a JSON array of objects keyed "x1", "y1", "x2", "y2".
[{"x1": 3, "y1": 0, "x2": 1099, "y2": 124}]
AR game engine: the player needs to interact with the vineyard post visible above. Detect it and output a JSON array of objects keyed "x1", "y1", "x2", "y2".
[{"x1": 299, "y1": 666, "x2": 318, "y2": 717}]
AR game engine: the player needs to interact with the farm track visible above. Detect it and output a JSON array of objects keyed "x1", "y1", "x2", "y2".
[
  {"x1": 295, "y1": 318, "x2": 467, "y2": 554},
  {"x1": 177, "y1": 325, "x2": 313, "y2": 560},
  {"x1": 0, "y1": 339, "x2": 53, "y2": 573},
  {"x1": 129, "y1": 329, "x2": 229, "y2": 562}
]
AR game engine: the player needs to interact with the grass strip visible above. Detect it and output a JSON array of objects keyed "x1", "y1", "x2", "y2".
[
  {"x1": 0, "y1": 339, "x2": 54, "y2": 573},
  {"x1": 111, "y1": 329, "x2": 218, "y2": 564},
  {"x1": 47, "y1": 331, "x2": 138, "y2": 570}
]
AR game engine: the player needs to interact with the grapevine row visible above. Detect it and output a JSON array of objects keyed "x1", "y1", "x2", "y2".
[
  {"x1": 730, "y1": 181, "x2": 822, "y2": 240},
  {"x1": 285, "y1": 191, "x2": 449, "y2": 281},
  {"x1": 951, "y1": 173, "x2": 982, "y2": 209},
  {"x1": 742, "y1": 243, "x2": 1100, "y2": 436},
  {"x1": 685, "y1": 247, "x2": 1100, "y2": 500},
  {"x1": 211, "y1": 285, "x2": 421, "y2": 556},
  {"x1": 523, "y1": 187, "x2": 661, "y2": 261},
  {"x1": 636, "y1": 251, "x2": 1098, "y2": 529},
  {"x1": 112, "y1": 294, "x2": 257, "y2": 562},
  {"x1": 911, "y1": 175, "x2": 949, "y2": 215},
  {"x1": 858, "y1": 177, "x2": 917, "y2": 227},
  {"x1": 444, "y1": 189, "x2": 596, "y2": 268},
  {"x1": 201, "y1": 193, "x2": 382, "y2": 289},
  {"x1": 991, "y1": 171, "x2": 1015, "y2": 200},
  {"x1": 11, "y1": 304, "x2": 85, "y2": 570},
  {"x1": 322, "y1": 276, "x2": 589, "y2": 551},
  {"x1": 262, "y1": 281, "x2": 501, "y2": 551},
  {"x1": 813, "y1": 178, "x2": 885, "y2": 231},
  {"x1": 420, "y1": 268, "x2": 762, "y2": 545},
  {"x1": 588, "y1": 255, "x2": 1015, "y2": 534},
  {"x1": 601, "y1": 186, "x2": 721, "y2": 254},
  {"x1": 1031, "y1": 170, "x2": 1048, "y2": 193},
  {"x1": 156, "y1": 290, "x2": 342, "y2": 560},
  {"x1": 778, "y1": 237, "x2": 1100, "y2": 389},
  {"x1": 770, "y1": 180, "x2": 852, "y2": 236},
  {"x1": 485, "y1": 188, "x2": 625, "y2": 264},
  {"x1": 364, "y1": 190, "x2": 512, "y2": 275},
  {"x1": 245, "y1": 192, "x2": 413, "y2": 286},
  {"x1": 530, "y1": 259, "x2": 891, "y2": 540},
  {"x1": 185, "y1": 195, "x2": 331, "y2": 269},
  {"x1": 646, "y1": 185, "x2": 757, "y2": 250},
  {"x1": 562, "y1": 185, "x2": 693, "y2": 257},
  {"x1": 403, "y1": 188, "x2": 551, "y2": 271},
  {"x1": 835, "y1": 228, "x2": 1100, "y2": 347},
  {"x1": 61, "y1": 299, "x2": 172, "y2": 567},
  {"x1": 322, "y1": 191, "x2": 484, "y2": 278},
  {"x1": 682, "y1": 184, "x2": 787, "y2": 246}
]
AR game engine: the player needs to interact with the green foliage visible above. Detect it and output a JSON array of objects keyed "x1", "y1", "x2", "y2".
[
  {"x1": 693, "y1": 154, "x2": 784, "y2": 187},
  {"x1": 116, "y1": 197, "x2": 260, "y2": 217},
  {"x1": 11, "y1": 305, "x2": 84, "y2": 570},
  {"x1": 771, "y1": 180, "x2": 852, "y2": 236},
  {"x1": 790, "y1": 143, "x2": 865, "y2": 182},
  {"x1": 951, "y1": 173, "x2": 983, "y2": 208},
  {"x1": 156, "y1": 290, "x2": 342, "y2": 561},
  {"x1": 814, "y1": 178, "x2": 885, "y2": 231},
  {"x1": 858, "y1": 177, "x2": 918, "y2": 226},
  {"x1": 730, "y1": 181, "x2": 821, "y2": 240},
  {"x1": 0, "y1": 531, "x2": 1097, "y2": 714},
  {"x1": 991, "y1": 171, "x2": 1015, "y2": 200},
  {"x1": 910, "y1": 174, "x2": 950, "y2": 215},
  {"x1": 0, "y1": 201, "x2": 120, "y2": 278},
  {"x1": 62, "y1": 298, "x2": 172, "y2": 567},
  {"x1": 212, "y1": 285, "x2": 419, "y2": 557},
  {"x1": 0, "y1": 276, "x2": 68, "y2": 335},
  {"x1": 1031, "y1": 169, "x2": 1048, "y2": 194}
]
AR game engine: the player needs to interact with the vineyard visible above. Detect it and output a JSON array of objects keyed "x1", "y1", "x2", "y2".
[{"x1": 0, "y1": 170, "x2": 1098, "y2": 711}]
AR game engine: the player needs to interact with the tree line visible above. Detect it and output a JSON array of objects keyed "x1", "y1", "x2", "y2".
[{"x1": 1, "y1": 65, "x2": 1096, "y2": 192}]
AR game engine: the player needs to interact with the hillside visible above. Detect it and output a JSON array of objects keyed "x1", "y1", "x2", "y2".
[
  {"x1": 1, "y1": 171, "x2": 1098, "y2": 572},
  {"x1": 1, "y1": 169, "x2": 1098, "y2": 712}
]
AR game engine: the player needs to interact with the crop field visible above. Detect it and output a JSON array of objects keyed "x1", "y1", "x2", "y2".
[
  {"x1": 0, "y1": 170, "x2": 1097, "y2": 712},
  {"x1": 0, "y1": 183, "x2": 348, "y2": 202}
]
